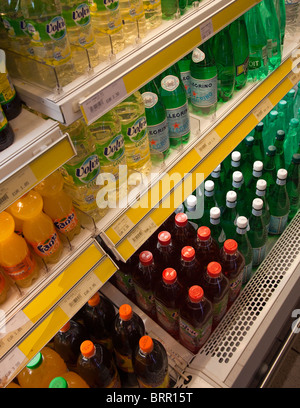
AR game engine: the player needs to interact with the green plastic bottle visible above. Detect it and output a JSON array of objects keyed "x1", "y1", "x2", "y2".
[
  {"x1": 274, "y1": 0, "x2": 286, "y2": 51},
  {"x1": 233, "y1": 216, "x2": 253, "y2": 285},
  {"x1": 245, "y1": 4, "x2": 269, "y2": 81},
  {"x1": 268, "y1": 169, "x2": 290, "y2": 235},
  {"x1": 274, "y1": 130, "x2": 286, "y2": 171},
  {"x1": 212, "y1": 26, "x2": 235, "y2": 102},
  {"x1": 247, "y1": 198, "x2": 268, "y2": 267},
  {"x1": 232, "y1": 171, "x2": 248, "y2": 218},
  {"x1": 286, "y1": 89, "x2": 296, "y2": 122},
  {"x1": 286, "y1": 154, "x2": 300, "y2": 221},
  {"x1": 161, "y1": 0, "x2": 179, "y2": 20},
  {"x1": 263, "y1": 110, "x2": 278, "y2": 151},
  {"x1": 259, "y1": 0, "x2": 281, "y2": 71},
  {"x1": 255, "y1": 179, "x2": 270, "y2": 232},
  {"x1": 159, "y1": 65, "x2": 190, "y2": 148},
  {"x1": 277, "y1": 99, "x2": 288, "y2": 134},
  {"x1": 140, "y1": 80, "x2": 170, "y2": 162},
  {"x1": 209, "y1": 207, "x2": 226, "y2": 249},
  {"x1": 284, "y1": 118, "x2": 300, "y2": 168},
  {"x1": 263, "y1": 145, "x2": 277, "y2": 196},
  {"x1": 229, "y1": 15, "x2": 249, "y2": 90},
  {"x1": 177, "y1": 52, "x2": 192, "y2": 100},
  {"x1": 221, "y1": 191, "x2": 238, "y2": 239},
  {"x1": 253, "y1": 122, "x2": 265, "y2": 163},
  {"x1": 240, "y1": 136, "x2": 255, "y2": 185},
  {"x1": 190, "y1": 41, "x2": 218, "y2": 116}
]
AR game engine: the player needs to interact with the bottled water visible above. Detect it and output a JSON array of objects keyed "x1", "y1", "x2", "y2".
[
  {"x1": 119, "y1": 0, "x2": 147, "y2": 46},
  {"x1": 143, "y1": 0, "x2": 162, "y2": 30},
  {"x1": 284, "y1": 0, "x2": 300, "y2": 36}
]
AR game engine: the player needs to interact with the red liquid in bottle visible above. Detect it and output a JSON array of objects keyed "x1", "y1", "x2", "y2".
[
  {"x1": 195, "y1": 226, "x2": 220, "y2": 269},
  {"x1": 219, "y1": 239, "x2": 245, "y2": 308},
  {"x1": 179, "y1": 285, "x2": 213, "y2": 353},
  {"x1": 171, "y1": 213, "x2": 197, "y2": 251},
  {"x1": 178, "y1": 246, "x2": 204, "y2": 292},
  {"x1": 154, "y1": 268, "x2": 182, "y2": 339},
  {"x1": 202, "y1": 262, "x2": 229, "y2": 330},
  {"x1": 154, "y1": 231, "x2": 181, "y2": 272}
]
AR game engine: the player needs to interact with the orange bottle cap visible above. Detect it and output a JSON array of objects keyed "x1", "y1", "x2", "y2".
[
  {"x1": 80, "y1": 340, "x2": 95, "y2": 358},
  {"x1": 207, "y1": 262, "x2": 222, "y2": 278},
  {"x1": 0, "y1": 211, "x2": 15, "y2": 242},
  {"x1": 181, "y1": 246, "x2": 195, "y2": 261},
  {"x1": 139, "y1": 251, "x2": 153, "y2": 266},
  {"x1": 224, "y1": 239, "x2": 238, "y2": 254},
  {"x1": 119, "y1": 304, "x2": 133, "y2": 321},
  {"x1": 88, "y1": 292, "x2": 100, "y2": 306},
  {"x1": 59, "y1": 321, "x2": 71, "y2": 332},
  {"x1": 158, "y1": 231, "x2": 171, "y2": 245},
  {"x1": 8, "y1": 191, "x2": 43, "y2": 221},
  {"x1": 34, "y1": 170, "x2": 64, "y2": 197},
  {"x1": 197, "y1": 226, "x2": 211, "y2": 241},
  {"x1": 175, "y1": 213, "x2": 188, "y2": 227},
  {"x1": 139, "y1": 335, "x2": 154, "y2": 353},
  {"x1": 189, "y1": 285, "x2": 204, "y2": 303},
  {"x1": 162, "y1": 268, "x2": 177, "y2": 284}
]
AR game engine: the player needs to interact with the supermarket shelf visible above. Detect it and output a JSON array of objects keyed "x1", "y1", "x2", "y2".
[
  {"x1": 10, "y1": 0, "x2": 260, "y2": 126},
  {"x1": 0, "y1": 238, "x2": 118, "y2": 387},
  {"x1": 0, "y1": 108, "x2": 76, "y2": 212},
  {"x1": 98, "y1": 41, "x2": 300, "y2": 263}
]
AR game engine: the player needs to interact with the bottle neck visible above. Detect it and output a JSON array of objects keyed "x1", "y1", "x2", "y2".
[
  {"x1": 252, "y1": 207, "x2": 262, "y2": 217},
  {"x1": 226, "y1": 200, "x2": 237, "y2": 209},
  {"x1": 210, "y1": 217, "x2": 220, "y2": 225}
]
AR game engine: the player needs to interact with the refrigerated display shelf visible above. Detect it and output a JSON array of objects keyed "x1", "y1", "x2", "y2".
[{"x1": 10, "y1": 0, "x2": 260, "y2": 126}]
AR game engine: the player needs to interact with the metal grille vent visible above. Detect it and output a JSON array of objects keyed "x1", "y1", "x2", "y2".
[{"x1": 189, "y1": 211, "x2": 300, "y2": 385}]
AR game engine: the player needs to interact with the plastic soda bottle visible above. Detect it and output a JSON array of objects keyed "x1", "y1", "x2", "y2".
[
  {"x1": 229, "y1": 15, "x2": 249, "y2": 90},
  {"x1": 268, "y1": 169, "x2": 290, "y2": 234},
  {"x1": 0, "y1": 104, "x2": 14, "y2": 152},
  {"x1": 202, "y1": 262, "x2": 229, "y2": 330},
  {"x1": 219, "y1": 239, "x2": 245, "y2": 307},
  {"x1": 114, "y1": 91, "x2": 151, "y2": 175},
  {"x1": 284, "y1": 118, "x2": 300, "y2": 168},
  {"x1": 133, "y1": 335, "x2": 169, "y2": 388},
  {"x1": 87, "y1": 0, "x2": 125, "y2": 57},
  {"x1": 82, "y1": 291, "x2": 116, "y2": 352},
  {"x1": 77, "y1": 340, "x2": 121, "y2": 388},
  {"x1": 60, "y1": 0, "x2": 100, "y2": 71},
  {"x1": 59, "y1": 119, "x2": 101, "y2": 221},
  {"x1": 195, "y1": 226, "x2": 220, "y2": 270},
  {"x1": 233, "y1": 217, "x2": 253, "y2": 285},
  {"x1": 0, "y1": 211, "x2": 39, "y2": 288},
  {"x1": 221, "y1": 191, "x2": 238, "y2": 239},
  {"x1": 190, "y1": 42, "x2": 218, "y2": 115},
  {"x1": 209, "y1": 207, "x2": 226, "y2": 248},
  {"x1": 132, "y1": 251, "x2": 158, "y2": 320},
  {"x1": 112, "y1": 304, "x2": 145, "y2": 386},
  {"x1": 159, "y1": 65, "x2": 190, "y2": 147},
  {"x1": 49, "y1": 373, "x2": 89, "y2": 388},
  {"x1": 34, "y1": 170, "x2": 81, "y2": 242},
  {"x1": 259, "y1": 0, "x2": 281, "y2": 71},
  {"x1": 274, "y1": 130, "x2": 286, "y2": 171},
  {"x1": 212, "y1": 26, "x2": 235, "y2": 102},
  {"x1": 0, "y1": 67, "x2": 22, "y2": 121},
  {"x1": 154, "y1": 268, "x2": 182, "y2": 338},
  {"x1": 140, "y1": 80, "x2": 170, "y2": 162},
  {"x1": 248, "y1": 198, "x2": 268, "y2": 266},
  {"x1": 179, "y1": 285, "x2": 213, "y2": 353},
  {"x1": 53, "y1": 320, "x2": 88, "y2": 372},
  {"x1": 154, "y1": 230, "x2": 180, "y2": 271},
  {"x1": 255, "y1": 179, "x2": 271, "y2": 232},
  {"x1": 143, "y1": 0, "x2": 162, "y2": 29},
  {"x1": 287, "y1": 153, "x2": 300, "y2": 220},
  {"x1": 177, "y1": 52, "x2": 192, "y2": 100},
  {"x1": 118, "y1": 0, "x2": 147, "y2": 45},
  {"x1": 161, "y1": 0, "x2": 179, "y2": 20},
  {"x1": 178, "y1": 246, "x2": 204, "y2": 291},
  {"x1": 9, "y1": 191, "x2": 63, "y2": 264},
  {"x1": 253, "y1": 122, "x2": 265, "y2": 162},
  {"x1": 171, "y1": 212, "x2": 196, "y2": 250},
  {"x1": 17, "y1": 347, "x2": 68, "y2": 388},
  {"x1": 245, "y1": 4, "x2": 269, "y2": 81}
]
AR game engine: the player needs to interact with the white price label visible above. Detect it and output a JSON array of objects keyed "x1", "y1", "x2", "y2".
[
  {"x1": 0, "y1": 347, "x2": 27, "y2": 387},
  {"x1": 0, "y1": 311, "x2": 33, "y2": 357},
  {"x1": 127, "y1": 217, "x2": 157, "y2": 250},
  {"x1": 111, "y1": 214, "x2": 135, "y2": 240},
  {"x1": 195, "y1": 130, "x2": 221, "y2": 159},
  {"x1": 80, "y1": 78, "x2": 127, "y2": 125},
  {"x1": 200, "y1": 19, "x2": 214, "y2": 41},
  {"x1": 252, "y1": 97, "x2": 273, "y2": 122}
]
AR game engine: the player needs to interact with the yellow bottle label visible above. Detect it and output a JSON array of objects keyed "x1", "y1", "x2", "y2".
[
  {"x1": 0, "y1": 73, "x2": 16, "y2": 104},
  {"x1": 0, "y1": 106, "x2": 8, "y2": 131}
]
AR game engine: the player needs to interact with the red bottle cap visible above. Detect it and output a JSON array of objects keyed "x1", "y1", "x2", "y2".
[
  {"x1": 175, "y1": 213, "x2": 188, "y2": 227},
  {"x1": 80, "y1": 340, "x2": 95, "y2": 358},
  {"x1": 181, "y1": 246, "x2": 195, "y2": 261},
  {"x1": 224, "y1": 239, "x2": 238, "y2": 254},
  {"x1": 59, "y1": 321, "x2": 71, "y2": 333},
  {"x1": 197, "y1": 226, "x2": 211, "y2": 241},
  {"x1": 162, "y1": 268, "x2": 177, "y2": 284},
  {"x1": 119, "y1": 304, "x2": 133, "y2": 321},
  {"x1": 207, "y1": 262, "x2": 222, "y2": 278},
  {"x1": 139, "y1": 251, "x2": 153, "y2": 266},
  {"x1": 189, "y1": 285, "x2": 204, "y2": 303},
  {"x1": 158, "y1": 231, "x2": 171, "y2": 245},
  {"x1": 139, "y1": 335, "x2": 154, "y2": 353},
  {"x1": 88, "y1": 292, "x2": 100, "y2": 306}
]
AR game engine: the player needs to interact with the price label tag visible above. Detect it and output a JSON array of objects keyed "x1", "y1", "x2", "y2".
[
  {"x1": 252, "y1": 97, "x2": 273, "y2": 122},
  {"x1": 0, "y1": 311, "x2": 33, "y2": 357},
  {"x1": 80, "y1": 78, "x2": 127, "y2": 125},
  {"x1": 127, "y1": 217, "x2": 157, "y2": 250},
  {"x1": 0, "y1": 347, "x2": 27, "y2": 387},
  {"x1": 195, "y1": 130, "x2": 221, "y2": 159},
  {"x1": 59, "y1": 271, "x2": 102, "y2": 318},
  {"x1": 0, "y1": 166, "x2": 37, "y2": 212},
  {"x1": 200, "y1": 19, "x2": 214, "y2": 41},
  {"x1": 111, "y1": 214, "x2": 135, "y2": 240},
  {"x1": 288, "y1": 68, "x2": 300, "y2": 87}
]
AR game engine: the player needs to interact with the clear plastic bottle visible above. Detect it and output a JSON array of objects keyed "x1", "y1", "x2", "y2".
[
  {"x1": 154, "y1": 230, "x2": 180, "y2": 272},
  {"x1": 171, "y1": 212, "x2": 196, "y2": 251},
  {"x1": 195, "y1": 226, "x2": 220, "y2": 270},
  {"x1": 143, "y1": 0, "x2": 162, "y2": 29},
  {"x1": 114, "y1": 91, "x2": 151, "y2": 175},
  {"x1": 178, "y1": 246, "x2": 204, "y2": 292},
  {"x1": 119, "y1": 0, "x2": 147, "y2": 45}
]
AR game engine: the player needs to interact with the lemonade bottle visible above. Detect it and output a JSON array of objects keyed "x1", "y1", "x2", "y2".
[
  {"x1": 0, "y1": 211, "x2": 39, "y2": 288},
  {"x1": 88, "y1": 0, "x2": 125, "y2": 58},
  {"x1": 9, "y1": 191, "x2": 63, "y2": 264},
  {"x1": 34, "y1": 170, "x2": 81, "y2": 242},
  {"x1": 119, "y1": 0, "x2": 148, "y2": 45},
  {"x1": 114, "y1": 91, "x2": 152, "y2": 175}
]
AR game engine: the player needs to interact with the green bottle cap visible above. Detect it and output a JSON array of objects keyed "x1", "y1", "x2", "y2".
[
  {"x1": 256, "y1": 122, "x2": 264, "y2": 132},
  {"x1": 267, "y1": 145, "x2": 276, "y2": 156},
  {"x1": 290, "y1": 118, "x2": 299, "y2": 128},
  {"x1": 49, "y1": 377, "x2": 68, "y2": 388},
  {"x1": 278, "y1": 100, "x2": 287, "y2": 109},
  {"x1": 276, "y1": 130, "x2": 285, "y2": 140},
  {"x1": 287, "y1": 89, "x2": 295, "y2": 98},
  {"x1": 26, "y1": 352, "x2": 43, "y2": 369},
  {"x1": 292, "y1": 154, "x2": 300, "y2": 164},
  {"x1": 269, "y1": 110, "x2": 278, "y2": 120}
]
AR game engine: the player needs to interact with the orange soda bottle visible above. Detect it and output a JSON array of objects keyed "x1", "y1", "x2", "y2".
[
  {"x1": 17, "y1": 346, "x2": 68, "y2": 388},
  {"x1": 49, "y1": 373, "x2": 89, "y2": 388},
  {"x1": 34, "y1": 171, "x2": 81, "y2": 242},
  {"x1": 77, "y1": 340, "x2": 121, "y2": 388},
  {"x1": 0, "y1": 211, "x2": 39, "y2": 288},
  {"x1": 9, "y1": 191, "x2": 63, "y2": 264}
]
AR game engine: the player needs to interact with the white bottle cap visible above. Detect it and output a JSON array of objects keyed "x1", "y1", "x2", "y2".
[
  {"x1": 226, "y1": 191, "x2": 237, "y2": 202},
  {"x1": 210, "y1": 207, "x2": 221, "y2": 219},
  {"x1": 277, "y1": 168, "x2": 288, "y2": 180},
  {"x1": 237, "y1": 216, "x2": 248, "y2": 229},
  {"x1": 213, "y1": 164, "x2": 221, "y2": 172},
  {"x1": 252, "y1": 198, "x2": 263, "y2": 210},
  {"x1": 186, "y1": 195, "x2": 197, "y2": 207},
  {"x1": 205, "y1": 180, "x2": 214, "y2": 191},
  {"x1": 253, "y1": 161, "x2": 263, "y2": 172},
  {"x1": 231, "y1": 151, "x2": 241, "y2": 162},
  {"x1": 256, "y1": 179, "x2": 267, "y2": 191},
  {"x1": 233, "y1": 171, "x2": 243, "y2": 182}
]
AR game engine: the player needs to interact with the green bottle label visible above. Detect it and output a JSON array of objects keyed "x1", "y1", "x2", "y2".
[
  {"x1": 179, "y1": 315, "x2": 212, "y2": 350},
  {"x1": 134, "y1": 283, "x2": 155, "y2": 313},
  {"x1": 155, "y1": 299, "x2": 179, "y2": 334},
  {"x1": 123, "y1": 115, "x2": 148, "y2": 144},
  {"x1": 63, "y1": 154, "x2": 100, "y2": 186},
  {"x1": 2, "y1": 17, "x2": 28, "y2": 38},
  {"x1": 63, "y1": 2, "x2": 95, "y2": 47},
  {"x1": 0, "y1": 106, "x2": 8, "y2": 131},
  {"x1": 96, "y1": 133, "x2": 125, "y2": 168}
]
